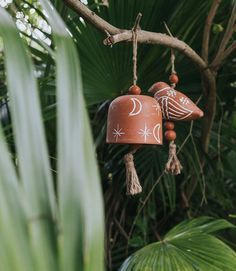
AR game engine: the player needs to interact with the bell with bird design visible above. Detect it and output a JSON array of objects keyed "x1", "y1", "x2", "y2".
[{"x1": 149, "y1": 73, "x2": 204, "y2": 175}]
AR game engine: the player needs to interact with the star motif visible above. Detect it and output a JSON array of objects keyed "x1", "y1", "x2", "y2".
[
  {"x1": 167, "y1": 89, "x2": 177, "y2": 97},
  {"x1": 138, "y1": 124, "x2": 152, "y2": 142},
  {"x1": 152, "y1": 102, "x2": 161, "y2": 114},
  {"x1": 110, "y1": 101, "x2": 117, "y2": 110},
  {"x1": 179, "y1": 97, "x2": 189, "y2": 105},
  {"x1": 112, "y1": 124, "x2": 125, "y2": 142}
]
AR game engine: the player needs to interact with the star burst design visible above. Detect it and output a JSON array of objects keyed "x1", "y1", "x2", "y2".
[
  {"x1": 152, "y1": 102, "x2": 161, "y2": 114},
  {"x1": 138, "y1": 124, "x2": 152, "y2": 142},
  {"x1": 113, "y1": 124, "x2": 125, "y2": 142},
  {"x1": 167, "y1": 89, "x2": 177, "y2": 97},
  {"x1": 179, "y1": 97, "x2": 189, "y2": 105}
]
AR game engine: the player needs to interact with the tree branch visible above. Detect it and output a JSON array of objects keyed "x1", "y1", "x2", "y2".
[
  {"x1": 201, "y1": 0, "x2": 221, "y2": 63},
  {"x1": 64, "y1": 0, "x2": 208, "y2": 71},
  {"x1": 103, "y1": 30, "x2": 208, "y2": 69},
  {"x1": 211, "y1": 40, "x2": 236, "y2": 68},
  {"x1": 63, "y1": 0, "x2": 120, "y2": 34},
  {"x1": 212, "y1": 3, "x2": 236, "y2": 69}
]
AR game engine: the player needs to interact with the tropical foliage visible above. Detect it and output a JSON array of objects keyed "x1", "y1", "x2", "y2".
[
  {"x1": 0, "y1": 2, "x2": 104, "y2": 271},
  {"x1": 120, "y1": 217, "x2": 236, "y2": 271},
  {"x1": 0, "y1": 0, "x2": 235, "y2": 270}
]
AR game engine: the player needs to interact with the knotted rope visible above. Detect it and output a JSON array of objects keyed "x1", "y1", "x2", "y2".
[{"x1": 165, "y1": 141, "x2": 183, "y2": 175}]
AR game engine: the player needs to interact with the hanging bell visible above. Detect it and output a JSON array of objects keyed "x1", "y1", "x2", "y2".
[
  {"x1": 106, "y1": 87, "x2": 163, "y2": 145},
  {"x1": 106, "y1": 85, "x2": 163, "y2": 196},
  {"x1": 149, "y1": 80, "x2": 204, "y2": 176}
]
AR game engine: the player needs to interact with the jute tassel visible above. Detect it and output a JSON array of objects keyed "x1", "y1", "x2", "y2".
[
  {"x1": 124, "y1": 147, "x2": 142, "y2": 195},
  {"x1": 165, "y1": 141, "x2": 183, "y2": 175}
]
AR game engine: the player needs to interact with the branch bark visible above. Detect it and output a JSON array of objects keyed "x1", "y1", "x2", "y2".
[
  {"x1": 201, "y1": 0, "x2": 222, "y2": 63},
  {"x1": 64, "y1": 0, "x2": 120, "y2": 34},
  {"x1": 64, "y1": 0, "x2": 208, "y2": 71},
  {"x1": 212, "y1": 3, "x2": 236, "y2": 69},
  {"x1": 211, "y1": 40, "x2": 236, "y2": 68}
]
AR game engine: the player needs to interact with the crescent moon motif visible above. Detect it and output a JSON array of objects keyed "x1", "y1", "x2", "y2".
[
  {"x1": 153, "y1": 124, "x2": 161, "y2": 143},
  {"x1": 129, "y1": 98, "x2": 142, "y2": 116}
]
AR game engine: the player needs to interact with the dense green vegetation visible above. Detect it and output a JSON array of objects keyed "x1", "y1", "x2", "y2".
[{"x1": 0, "y1": 0, "x2": 236, "y2": 270}]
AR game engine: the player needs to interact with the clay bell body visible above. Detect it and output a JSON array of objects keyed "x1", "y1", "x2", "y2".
[
  {"x1": 106, "y1": 95, "x2": 162, "y2": 144},
  {"x1": 149, "y1": 82, "x2": 204, "y2": 121}
]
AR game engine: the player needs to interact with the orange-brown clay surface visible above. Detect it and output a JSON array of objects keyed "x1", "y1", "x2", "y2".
[{"x1": 106, "y1": 95, "x2": 163, "y2": 144}]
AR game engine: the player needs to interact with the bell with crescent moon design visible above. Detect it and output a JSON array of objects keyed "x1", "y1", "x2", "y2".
[
  {"x1": 106, "y1": 93, "x2": 163, "y2": 145},
  {"x1": 106, "y1": 15, "x2": 164, "y2": 196},
  {"x1": 106, "y1": 85, "x2": 163, "y2": 196}
]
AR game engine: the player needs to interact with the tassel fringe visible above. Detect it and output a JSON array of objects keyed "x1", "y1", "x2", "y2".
[
  {"x1": 165, "y1": 141, "x2": 183, "y2": 175},
  {"x1": 124, "y1": 152, "x2": 142, "y2": 195}
]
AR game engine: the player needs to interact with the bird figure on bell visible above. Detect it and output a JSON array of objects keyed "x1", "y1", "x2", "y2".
[
  {"x1": 148, "y1": 78, "x2": 204, "y2": 176},
  {"x1": 148, "y1": 81, "x2": 203, "y2": 121}
]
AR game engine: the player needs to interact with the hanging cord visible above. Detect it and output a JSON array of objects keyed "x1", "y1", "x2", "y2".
[
  {"x1": 164, "y1": 22, "x2": 183, "y2": 175},
  {"x1": 164, "y1": 22, "x2": 177, "y2": 88},
  {"x1": 124, "y1": 13, "x2": 142, "y2": 196},
  {"x1": 132, "y1": 13, "x2": 142, "y2": 85},
  {"x1": 132, "y1": 29, "x2": 138, "y2": 85}
]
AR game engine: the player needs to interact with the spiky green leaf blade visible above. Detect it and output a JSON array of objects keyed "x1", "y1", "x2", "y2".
[
  {"x1": 0, "y1": 7, "x2": 58, "y2": 271},
  {"x1": 0, "y1": 127, "x2": 35, "y2": 271},
  {"x1": 39, "y1": 1, "x2": 105, "y2": 271}
]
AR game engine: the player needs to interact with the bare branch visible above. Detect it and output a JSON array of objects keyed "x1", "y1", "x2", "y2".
[
  {"x1": 211, "y1": 40, "x2": 236, "y2": 68},
  {"x1": 63, "y1": 0, "x2": 120, "y2": 34},
  {"x1": 103, "y1": 30, "x2": 208, "y2": 70},
  {"x1": 212, "y1": 3, "x2": 236, "y2": 68},
  {"x1": 202, "y1": 0, "x2": 221, "y2": 63},
  {"x1": 63, "y1": 0, "x2": 208, "y2": 71}
]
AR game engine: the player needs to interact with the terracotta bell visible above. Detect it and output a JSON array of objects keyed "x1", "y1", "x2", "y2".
[
  {"x1": 148, "y1": 82, "x2": 203, "y2": 121},
  {"x1": 106, "y1": 94, "x2": 163, "y2": 145}
]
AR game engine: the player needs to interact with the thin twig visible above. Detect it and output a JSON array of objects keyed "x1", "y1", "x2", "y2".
[
  {"x1": 164, "y1": 22, "x2": 176, "y2": 75},
  {"x1": 212, "y1": 3, "x2": 236, "y2": 69},
  {"x1": 163, "y1": 22, "x2": 174, "y2": 37},
  {"x1": 113, "y1": 217, "x2": 129, "y2": 240},
  {"x1": 132, "y1": 13, "x2": 142, "y2": 31},
  {"x1": 201, "y1": 0, "x2": 222, "y2": 63},
  {"x1": 211, "y1": 40, "x2": 236, "y2": 68}
]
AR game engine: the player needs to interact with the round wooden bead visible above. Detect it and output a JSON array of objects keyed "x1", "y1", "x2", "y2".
[
  {"x1": 164, "y1": 121, "x2": 175, "y2": 130},
  {"x1": 169, "y1": 73, "x2": 179, "y2": 84},
  {"x1": 128, "y1": 85, "x2": 141, "y2": 95},
  {"x1": 165, "y1": 130, "x2": 176, "y2": 141}
]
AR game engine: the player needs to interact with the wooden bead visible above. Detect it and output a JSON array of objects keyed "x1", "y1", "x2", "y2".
[
  {"x1": 165, "y1": 130, "x2": 176, "y2": 141},
  {"x1": 169, "y1": 73, "x2": 179, "y2": 84},
  {"x1": 164, "y1": 121, "x2": 175, "y2": 130},
  {"x1": 129, "y1": 85, "x2": 141, "y2": 95}
]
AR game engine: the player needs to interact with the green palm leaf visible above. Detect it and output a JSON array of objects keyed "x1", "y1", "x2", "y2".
[
  {"x1": 0, "y1": 2, "x2": 104, "y2": 271},
  {"x1": 120, "y1": 217, "x2": 236, "y2": 271},
  {"x1": 39, "y1": 1, "x2": 105, "y2": 271},
  {"x1": 0, "y1": 8, "x2": 58, "y2": 271}
]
